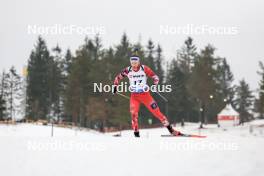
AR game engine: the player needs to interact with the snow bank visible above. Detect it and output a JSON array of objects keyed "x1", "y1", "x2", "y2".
[{"x1": 0, "y1": 122, "x2": 263, "y2": 176}]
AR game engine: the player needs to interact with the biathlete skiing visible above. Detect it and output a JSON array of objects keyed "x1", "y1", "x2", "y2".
[{"x1": 113, "y1": 54, "x2": 181, "y2": 137}]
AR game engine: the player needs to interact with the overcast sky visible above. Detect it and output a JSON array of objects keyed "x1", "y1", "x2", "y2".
[{"x1": 0, "y1": 0, "x2": 263, "y2": 90}]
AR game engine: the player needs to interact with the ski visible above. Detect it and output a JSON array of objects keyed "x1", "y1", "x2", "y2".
[{"x1": 161, "y1": 133, "x2": 207, "y2": 138}]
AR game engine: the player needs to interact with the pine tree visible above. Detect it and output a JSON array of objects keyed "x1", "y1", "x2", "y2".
[
  {"x1": 109, "y1": 35, "x2": 136, "y2": 127},
  {"x1": 94, "y1": 34, "x2": 103, "y2": 60},
  {"x1": 48, "y1": 45, "x2": 64, "y2": 122},
  {"x1": 166, "y1": 59, "x2": 194, "y2": 124},
  {"x1": 216, "y1": 58, "x2": 235, "y2": 104},
  {"x1": 5, "y1": 66, "x2": 22, "y2": 121},
  {"x1": 26, "y1": 36, "x2": 51, "y2": 120},
  {"x1": 64, "y1": 49, "x2": 73, "y2": 75},
  {"x1": 172, "y1": 37, "x2": 198, "y2": 123},
  {"x1": 145, "y1": 39, "x2": 156, "y2": 70},
  {"x1": 177, "y1": 37, "x2": 197, "y2": 74},
  {"x1": 0, "y1": 96, "x2": 6, "y2": 121},
  {"x1": 115, "y1": 33, "x2": 131, "y2": 60},
  {"x1": 155, "y1": 44, "x2": 164, "y2": 84},
  {"x1": 64, "y1": 38, "x2": 93, "y2": 126},
  {"x1": 234, "y1": 79, "x2": 254, "y2": 124},
  {"x1": 188, "y1": 45, "x2": 220, "y2": 126},
  {"x1": 254, "y1": 61, "x2": 264, "y2": 119},
  {"x1": 0, "y1": 71, "x2": 8, "y2": 120},
  {"x1": 61, "y1": 49, "x2": 73, "y2": 122}
]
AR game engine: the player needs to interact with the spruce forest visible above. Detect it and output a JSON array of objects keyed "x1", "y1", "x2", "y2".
[{"x1": 1, "y1": 34, "x2": 263, "y2": 131}]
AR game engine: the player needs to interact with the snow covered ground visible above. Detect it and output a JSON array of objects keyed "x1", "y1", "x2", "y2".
[{"x1": 0, "y1": 121, "x2": 264, "y2": 176}]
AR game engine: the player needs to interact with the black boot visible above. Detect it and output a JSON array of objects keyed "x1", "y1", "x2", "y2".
[
  {"x1": 134, "y1": 131, "x2": 140, "y2": 137},
  {"x1": 166, "y1": 125, "x2": 181, "y2": 136},
  {"x1": 167, "y1": 125, "x2": 174, "y2": 134}
]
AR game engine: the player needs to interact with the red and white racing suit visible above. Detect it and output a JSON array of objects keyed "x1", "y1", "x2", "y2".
[{"x1": 114, "y1": 65, "x2": 169, "y2": 132}]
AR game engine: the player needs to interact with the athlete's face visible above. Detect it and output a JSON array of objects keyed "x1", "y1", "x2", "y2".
[{"x1": 130, "y1": 60, "x2": 140, "y2": 67}]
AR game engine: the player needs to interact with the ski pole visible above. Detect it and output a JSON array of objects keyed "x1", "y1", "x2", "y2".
[
  {"x1": 154, "y1": 85, "x2": 168, "y2": 102},
  {"x1": 154, "y1": 85, "x2": 169, "y2": 118},
  {"x1": 155, "y1": 91, "x2": 168, "y2": 102},
  {"x1": 116, "y1": 92, "x2": 130, "y2": 100}
]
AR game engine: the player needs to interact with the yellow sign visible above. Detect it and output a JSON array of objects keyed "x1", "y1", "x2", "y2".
[{"x1": 22, "y1": 66, "x2": 28, "y2": 77}]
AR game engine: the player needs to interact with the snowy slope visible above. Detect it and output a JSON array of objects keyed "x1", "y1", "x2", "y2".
[{"x1": 0, "y1": 122, "x2": 263, "y2": 176}]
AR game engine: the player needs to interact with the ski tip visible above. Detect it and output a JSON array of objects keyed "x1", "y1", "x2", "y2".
[
  {"x1": 190, "y1": 135, "x2": 207, "y2": 138},
  {"x1": 161, "y1": 134, "x2": 207, "y2": 138}
]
